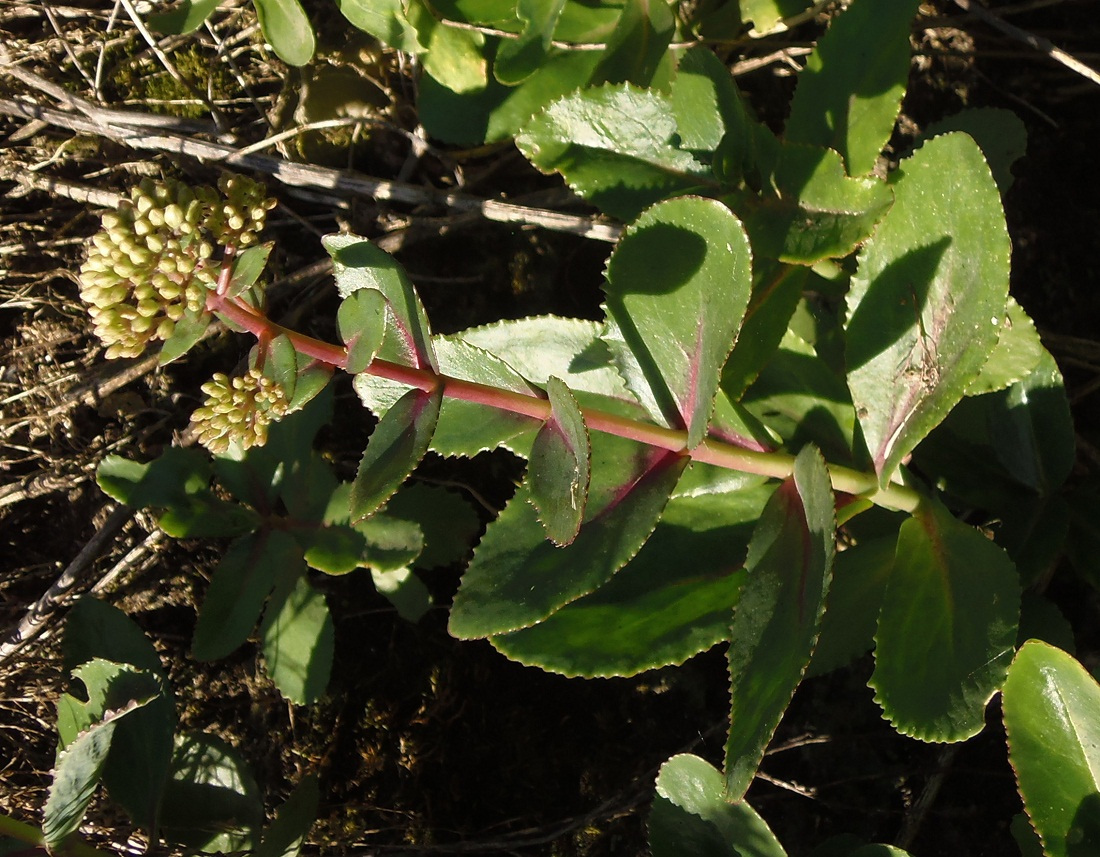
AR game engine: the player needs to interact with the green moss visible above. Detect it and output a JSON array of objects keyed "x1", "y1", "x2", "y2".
[{"x1": 109, "y1": 43, "x2": 232, "y2": 119}]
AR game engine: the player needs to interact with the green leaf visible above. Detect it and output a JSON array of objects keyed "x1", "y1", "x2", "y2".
[
  {"x1": 159, "y1": 307, "x2": 211, "y2": 365},
  {"x1": 258, "y1": 333, "x2": 299, "y2": 403},
  {"x1": 785, "y1": 0, "x2": 921, "y2": 175},
  {"x1": 965, "y1": 297, "x2": 1043, "y2": 396},
  {"x1": 351, "y1": 386, "x2": 442, "y2": 522},
  {"x1": 845, "y1": 133, "x2": 1011, "y2": 485},
  {"x1": 449, "y1": 440, "x2": 686, "y2": 638},
  {"x1": 158, "y1": 494, "x2": 261, "y2": 538},
  {"x1": 739, "y1": 0, "x2": 812, "y2": 35},
  {"x1": 96, "y1": 447, "x2": 211, "y2": 508},
  {"x1": 371, "y1": 567, "x2": 433, "y2": 621},
  {"x1": 324, "y1": 234, "x2": 437, "y2": 371},
  {"x1": 159, "y1": 732, "x2": 263, "y2": 853},
  {"x1": 192, "y1": 530, "x2": 303, "y2": 661},
  {"x1": 382, "y1": 483, "x2": 479, "y2": 569},
  {"x1": 252, "y1": 0, "x2": 315, "y2": 66},
  {"x1": 62, "y1": 599, "x2": 176, "y2": 836},
  {"x1": 921, "y1": 108, "x2": 1028, "y2": 194},
  {"x1": 603, "y1": 197, "x2": 752, "y2": 448},
  {"x1": 287, "y1": 361, "x2": 333, "y2": 413},
  {"x1": 670, "y1": 47, "x2": 747, "y2": 153},
  {"x1": 409, "y1": 2, "x2": 489, "y2": 93},
  {"x1": 261, "y1": 572, "x2": 333, "y2": 704},
  {"x1": 338, "y1": 288, "x2": 387, "y2": 375},
  {"x1": 528, "y1": 376, "x2": 590, "y2": 545},
  {"x1": 147, "y1": 0, "x2": 221, "y2": 34},
  {"x1": 300, "y1": 524, "x2": 368, "y2": 574},
  {"x1": 1003, "y1": 641, "x2": 1100, "y2": 857},
  {"x1": 721, "y1": 263, "x2": 808, "y2": 399},
  {"x1": 590, "y1": 0, "x2": 675, "y2": 87},
  {"x1": 870, "y1": 501, "x2": 1019, "y2": 741},
  {"x1": 1018, "y1": 592, "x2": 1076, "y2": 654},
  {"x1": 742, "y1": 329, "x2": 858, "y2": 466},
  {"x1": 734, "y1": 143, "x2": 894, "y2": 264},
  {"x1": 459, "y1": 316, "x2": 632, "y2": 400},
  {"x1": 420, "y1": 47, "x2": 602, "y2": 144},
  {"x1": 725, "y1": 445, "x2": 835, "y2": 798},
  {"x1": 354, "y1": 514, "x2": 426, "y2": 571},
  {"x1": 44, "y1": 661, "x2": 159, "y2": 849},
  {"x1": 494, "y1": 0, "x2": 567, "y2": 84},
  {"x1": 516, "y1": 84, "x2": 713, "y2": 220},
  {"x1": 649, "y1": 754, "x2": 787, "y2": 857},
  {"x1": 335, "y1": 0, "x2": 423, "y2": 52},
  {"x1": 807, "y1": 535, "x2": 895, "y2": 677},
  {"x1": 491, "y1": 483, "x2": 773, "y2": 677},
  {"x1": 255, "y1": 774, "x2": 320, "y2": 857},
  {"x1": 228, "y1": 243, "x2": 272, "y2": 297}
]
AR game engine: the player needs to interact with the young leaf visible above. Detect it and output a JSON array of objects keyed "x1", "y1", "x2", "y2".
[
  {"x1": 870, "y1": 501, "x2": 1019, "y2": 741},
  {"x1": 192, "y1": 530, "x2": 304, "y2": 661},
  {"x1": 255, "y1": 774, "x2": 320, "y2": 857},
  {"x1": 845, "y1": 133, "x2": 1011, "y2": 486},
  {"x1": 740, "y1": 0, "x2": 813, "y2": 35},
  {"x1": 734, "y1": 143, "x2": 893, "y2": 264},
  {"x1": 670, "y1": 46, "x2": 750, "y2": 154},
  {"x1": 258, "y1": 333, "x2": 299, "y2": 403},
  {"x1": 725, "y1": 445, "x2": 835, "y2": 799},
  {"x1": 785, "y1": 0, "x2": 921, "y2": 175},
  {"x1": 449, "y1": 441, "x2": 686, "y2": 638},
  {"x1": 158, "y1": 732, "x2": 263, "y2": 853},
  {"x1": 490, "y1": 483, "x2": 773, "y2": 677},
  {"x1": 1003, "y1": 641, "x2": 1100, "y2": 857},
  {"x1": 528, "y1": 376, "x2": 591, "y2": 545},
  {"x1": 494, "y1": 0, "x2": 567, "y2": 84},
  {"x1": 649, "y1": 754, "x2": 787, "y2": 857},
  {"x1": 351, "y1": 386, "x2": 442, "y2": 522},
  {"x1": 337, "y1": 288, "x2": 387, "y2": 375},
  {"x1": 253, "y1": 0, "x2": 315, "y2": 66},
  {"x1": 590, "y1": 0, "x2": 675, "y2": 87},
  {"x1": 407, "y1": 1, "x2": 488, "y2": 93},
  {"x1": 261, "y1": 572, "x2": 334, "y2": 704},
  {"x1": 159, "y1": 308, "x2": 211, "y2": 365},
  {"x1": 227, "y1": 243, "x2": 273, "y2": 298},
  {"x1": 603, "y1": 196, "x2": 752, "y2": 448},
  {"x1": 516, "y1": 84, "x2": 712, "y2": 220},
  {"x1": 323, "y1": 234, "x2": 437, "y2": 371}
]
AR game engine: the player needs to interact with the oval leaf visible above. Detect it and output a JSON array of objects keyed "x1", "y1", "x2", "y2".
[
  {"x1": 528, "y1": 376, "x2": 591, "y2": 545},
  {"x1": 449, "y1": 440, "x2": 686, "y2": 639},
  {"x1": 603, "y1": 197, "x2": 753, "y2": 448},
  {"x1": 1003, "y1": 641, "x2": 1100, "y2": 857},
  {"x1": 845, "y1": 132, "x2": 1011, "y2": 485},
  {"x1": 870, "y1": 501, "x2": 1019, "y2": 741},
  {"x1": 253, "y1": 0, "x2": 316, "y2": 66},
  {"x1": 260, "y1": 573, "x2": 333, "y2": 704},
  {"x1": 724, "y1": 445, "x2": 835, "y2": 798}
]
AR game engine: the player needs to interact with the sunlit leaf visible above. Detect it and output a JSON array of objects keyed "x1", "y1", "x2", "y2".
[
  {"x1": 261, "y1": 572, "x2": 333, "y2": 704},
  {"x1": 1003, "y1": 641, "x2": 1100, "y2": 857},
  {"x1": 494, "y1": 0, "x2": 567, "y2": 84},
  {"x1": 371, "y1": 567, "x2": 433, "y2": 622},
  {"x1": 335, "y1": 0, "x2": 424, "y2": 52},
  {"x1": 649, "y1": 754, "x2": 787, "y2": 857},
  {"x1": 921, "y1": 108, "x2": 1027, "y2": 194},
  {"x1": 338, "y1": 281, "x2": 387, "y2": 375},
  {"x1": 159, "y1": 308, "x2": 211, "y2": 365},
  {"x1": 528, "y1": 376, "x2": 590, "y2": 545},
  {"x1": 725, "y1": 445, "x2": 834, "y2": 798},
  {"x1": 846, "y1": 133, "x2": 1010, "y2": 485},
  {"x1": 965, "y1": 297, "x2": 1043, "y2": 396},
  {"x1": 603, "y1": 197, "x2": 752, "y2": 448},
  {"x1": 147, "y1": 0, "x2": 221, "y2": 34},
  {"x1": 253, "y1": 0, "x2": 315, "y2": 66},
  {"x1": 591, "y1": 0, "x2": 675, "y2": 87},
  {"x1": 785, "y1": 0, "x2": 921, "y2": 175}
]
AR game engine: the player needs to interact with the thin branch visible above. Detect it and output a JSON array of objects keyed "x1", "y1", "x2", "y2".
[{"x1": 952, "y1": 0, "x2": 1100, "y2": 87}]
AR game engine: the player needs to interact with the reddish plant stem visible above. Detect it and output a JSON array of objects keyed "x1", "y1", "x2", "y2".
[{"x1": 205, "y1": 291, "x2": 922, "y2": 513}]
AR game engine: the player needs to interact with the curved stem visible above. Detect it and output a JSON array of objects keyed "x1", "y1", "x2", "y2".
[{"x1": 206, "y1": 292, "x2": 924, "y2": 514}]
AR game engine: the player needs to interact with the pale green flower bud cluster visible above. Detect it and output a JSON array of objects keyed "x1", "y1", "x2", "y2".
[
  {"x1": 190, "y1": 369, "x2": 290, "y2": 453},
  {"x1": 79, "y1": 179, "x2": 220, "y2": 358},
  {"x1": 205, "y1": 174, "x2": 278, "y2": 250},
  {"x1": 78, "y1": 175, "x2": 277, "y2": 359}
]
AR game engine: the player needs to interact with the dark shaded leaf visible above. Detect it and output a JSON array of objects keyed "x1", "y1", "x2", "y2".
[{"x1": 261, "y1": 573, "x2": 333, "y2": 704}]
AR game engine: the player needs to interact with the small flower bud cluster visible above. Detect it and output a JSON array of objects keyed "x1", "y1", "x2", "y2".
[
  {"x1": 78, "y1": 174, "x2": 278, "y2": 359},
  {"x1": 190, "y1": 369, "x2": 290, "y2": 453},
  {"x1": 205, "y1": 174, "x2": 278, "y2": 249},
  {"x1": 79, "y1": 179, "x2": 220, "y2": 358}
]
